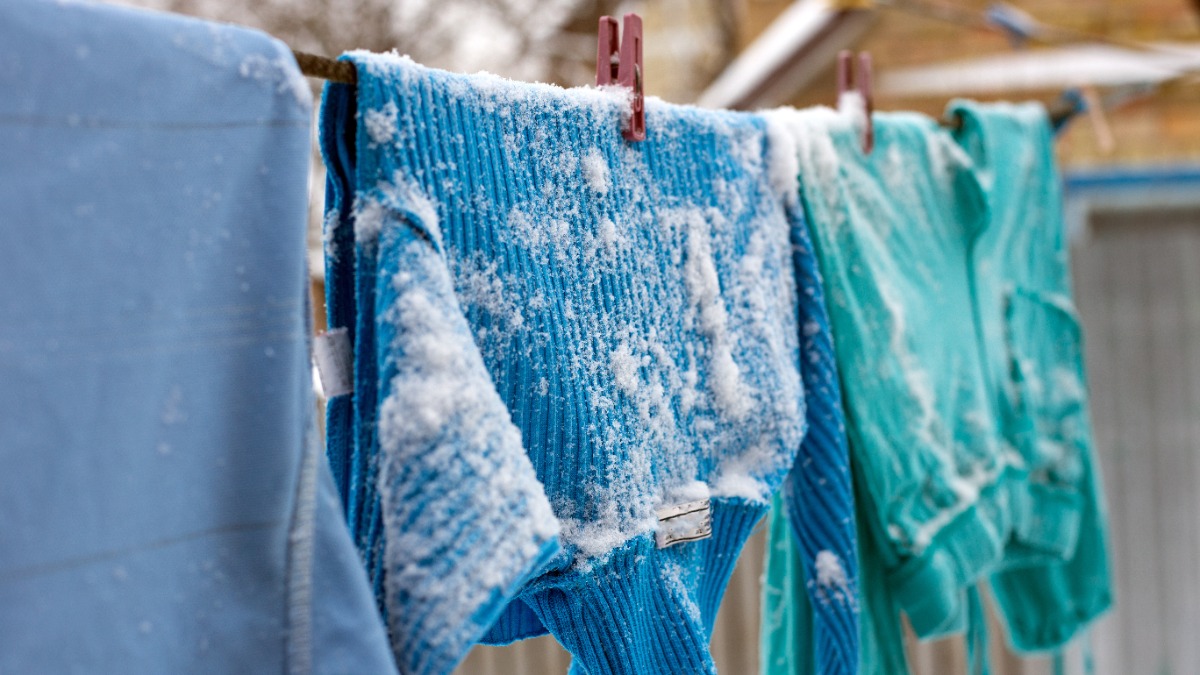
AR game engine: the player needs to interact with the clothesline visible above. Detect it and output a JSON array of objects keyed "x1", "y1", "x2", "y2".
[
  {"x1": 290, "y1": 46, "x2": 1083, "y2": 130},
  {"x1": 293, "y1": 49, "x2": 356, "y2": 84}
]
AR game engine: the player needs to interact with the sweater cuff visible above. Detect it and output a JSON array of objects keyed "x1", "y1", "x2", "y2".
[
  {"x1": 1004, "y1": 480, "x2": 1083, "y2": 564},
  {"x1": 522, "y1": 498, "x2": 766, "y2": 675},
  {"x1": 889, "y1": 469, "x2": 1015, "y2": 637}
]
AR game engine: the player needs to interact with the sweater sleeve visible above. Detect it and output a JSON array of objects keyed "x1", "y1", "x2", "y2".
[
  {"x1": 358, "y1": 189, "x2": 562, "y2": 675},
  {"x1": 783, "y1": 208, "x2": 861, "y2": 675}
]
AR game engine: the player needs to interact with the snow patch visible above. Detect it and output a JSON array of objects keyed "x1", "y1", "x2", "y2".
[
  {"x1": 581, "y1": 148, "x2": 611, "y2": 195},
  {"x1": 679, "y1": 209, "x2": 751, "y2": 421},
  {"x1": 376, "y1": 240, "x2": 559, "y2": 652},
  {"x1": 238, "y1": 53, "x2": 310, "y2": 108},
  {"x1": 610, "y1": 342, "x2": 642, "y2": 396},
  {"x1": 814, "y1": 550, "x2": 848, "y2": 589},
  {"x1": 364, "y1": 101, "x2": 398, "y2": 146},
  {"x1": 764, "y1": 115, "x2": 800, "y2": 203},
  {"x1": 354, "y1": 173, "x2": 442, "y2": 247}
]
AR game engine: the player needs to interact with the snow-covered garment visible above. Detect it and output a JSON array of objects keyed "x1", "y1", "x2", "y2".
[
  {"x1": 0, "y1": 2, "x2": 396, "y2": 673},
  {"x1": 764, "y1": 108, "x2": 1019, "y2": 674},
  {"x1": 775, "y1": 201, "x2": 861, "y2": 675},
  {"x1": 951, "y1": 99, "x2": 1112, "y2": 652},
  {"x1": 320, "y1": 53, "x2": 857, "y2": 674}
]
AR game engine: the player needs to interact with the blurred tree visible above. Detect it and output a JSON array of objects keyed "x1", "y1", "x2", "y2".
[
  {"x1": 124, "y1": 0, "x2": 630, "y2": 85},
  {"x1": 121, "y1": 0, "x2": 738, "y2": 90}
]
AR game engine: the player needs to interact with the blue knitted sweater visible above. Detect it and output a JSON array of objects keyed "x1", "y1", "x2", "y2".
[{"x1": 321, "y1": 54, "x2": 858, "y2": 674}]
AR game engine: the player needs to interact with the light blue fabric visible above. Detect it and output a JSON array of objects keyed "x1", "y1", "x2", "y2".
[
  {"x1": 0, "y1": 2, "x2": 395, "y2": 673},
  {"x1": 321, "y1": 54, "x2": 858, "y2": 674}
]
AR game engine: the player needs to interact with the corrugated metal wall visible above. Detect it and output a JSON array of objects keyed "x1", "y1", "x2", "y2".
[
  {"x1": 453, "y1": 204, "x2": 1200, "y2": 674},
  {"x1": 1074, "y1": 206, "x2": 1200, "y2": 675}
]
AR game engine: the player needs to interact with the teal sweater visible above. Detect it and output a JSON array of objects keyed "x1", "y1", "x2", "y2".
[
  {"x1": 951, "y1": 99, "x2": 1112, "y2": 653},
  {"x1": 771, "y1": 107, "x2": 1012, "y2": 642},
  {"x1": 761, "y1": 102, "x2": 1111, "y2": 674}
]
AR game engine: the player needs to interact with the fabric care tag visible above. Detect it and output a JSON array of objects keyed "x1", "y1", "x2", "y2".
[
  {"x1": 655, "y1": 499, "x2": 712, "y2": 548},
  {"x1": 313, "y1": 328, "x2": 353, "y2": 398}
]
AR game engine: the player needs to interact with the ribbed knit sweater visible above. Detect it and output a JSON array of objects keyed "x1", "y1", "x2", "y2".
[{"x1": 320, "y1": 53, "x2": 858, "y2": 674}]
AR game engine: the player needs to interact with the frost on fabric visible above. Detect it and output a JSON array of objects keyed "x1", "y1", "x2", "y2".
[
  {"x1": 609, "y1": 341, "x2": 643, "y2": 396},
  {"x1": 678, "y1": 208, "x2": 751, "y2": 421},
  {"x1": 238, "y1": 53, "x2": 310, "y2": 108},
  {"x1": 764, "y1": 116, "x2": 800, "y2": 204},
  {"x1": 450, "y1": 254, "x2": 528, "y2": 359},
  {"x1": 360, "y1": 55, "x2": 805, "y2": 568},
  {"x1": 810, "y1": 550, "x2": 857, "y2": 610},
  {"x1": 581, "y1": 148, "x2": 611, "y2": 195},
  {"x1": 815, "y1": 550, "x2": 848, "y2": 589},
  {"x1": 558, "y1": 491, "x2": 657, "y2": 565},
  {"x1": 837, "y1": 91, "x2": 867, "y2": 130},
  {"x1": 661, "y1": 560, "x2": 703, "y2": 626},
  {"x1": 876, "y1": 280, "x2": 939, "y2": 452},
  {"x1": 766, "y1": 107, "x2": 851, "y2": 232},
  {"x1": 905, "y1": 456, "x2": 1014, "y2": 553},
  {"x1": 376, "y1": 239, "x2": 559, "y2": 656},
  {"x1": 354, "y1": 172, "x2": 442, "y2": 247},
  {"x1": 321, "y1": 209, "x2": 342, "y2": 261},
  {"x1": 350, "y1": 49, "x2": 633, "y2": 123},
  {"x1": 364, "y1": 101, "x2": 399, "y2": 146},
  {"x1": 924, "y1": 130, "x2": 975, "y2": 181}
]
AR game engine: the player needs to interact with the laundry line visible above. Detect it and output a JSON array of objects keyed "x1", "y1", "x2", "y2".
[{"x1": 288, "y1": 46, "x2": 1083, "y2": 129}]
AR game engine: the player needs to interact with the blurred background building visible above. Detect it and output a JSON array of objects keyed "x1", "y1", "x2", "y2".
[{"x1": 114, "y1": 0, "x2": 1200, "y2": 672}]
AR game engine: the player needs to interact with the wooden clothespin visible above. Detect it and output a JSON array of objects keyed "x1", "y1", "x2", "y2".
[
  {"x1": 837, "y1": 50, "x2": 874, "y2": 154},
  {"x1": 596, "y1": 13, "x2": 645, "y2": 142}
]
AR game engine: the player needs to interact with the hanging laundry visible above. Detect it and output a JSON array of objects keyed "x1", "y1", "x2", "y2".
[
  {"x1": 320, "y1": 53, "x2": 858, "y2": 674},
  {"x1": 950, "y1": 100, "x2": 1112, "y2": 652},
  {"x1": 773, "y1": 196, "x2": 862, "y2": 675},
  {"x1": 761, "y1": 492, "x2": 908, "y2": 675},
  {"x1": 763, "y1": 107, "x2": 1017, "y2": 674},
  {"x1": 0, "y1": 1, "x2": 396, "y2": 673}
]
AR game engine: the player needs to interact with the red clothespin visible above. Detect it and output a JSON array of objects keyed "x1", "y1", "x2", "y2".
[
  {"x1": 596, "y1": 13, "x2": 645, "y2": 142},
  {"x1": 837, "y1": 50, "x2": 874, "y2": 154}
]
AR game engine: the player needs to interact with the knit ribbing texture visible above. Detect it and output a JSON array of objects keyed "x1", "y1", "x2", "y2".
[{"x1": 320, "y1": 53, "x2": 859, "y2": 674}]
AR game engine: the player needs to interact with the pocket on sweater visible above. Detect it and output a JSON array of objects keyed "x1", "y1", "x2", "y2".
[{"x1": 1002, "y1": 287, "x2": 1089, "y2": 489}]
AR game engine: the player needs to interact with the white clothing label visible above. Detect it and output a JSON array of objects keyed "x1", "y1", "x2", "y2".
[
  {"x1": 313, "y1": 328, "x2": 353, "y2": 398},
  {"x1": 655, "y1": 498, "x2": 712, "y2": 548}
]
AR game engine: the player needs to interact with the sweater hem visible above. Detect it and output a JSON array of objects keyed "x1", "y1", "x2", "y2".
[
  {"x1": 519, "y1": 497, "x2": 767, "y2": 675},
  {"x1": 889, "y1": 469, "x2": 1017, "y2": 637}
]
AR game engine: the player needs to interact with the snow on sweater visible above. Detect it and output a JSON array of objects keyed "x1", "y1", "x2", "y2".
[{"x1": 320, "y1": 53, "x2": 857, "y2": 674}]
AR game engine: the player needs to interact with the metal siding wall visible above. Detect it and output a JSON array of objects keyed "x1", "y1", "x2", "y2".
[{"x1": 1072, "y1": 208, "x2": 1200, "y2": 675}]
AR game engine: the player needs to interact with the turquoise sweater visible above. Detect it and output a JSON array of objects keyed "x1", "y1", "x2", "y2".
[
  {"x1": 951, "y1": 100, "x2": 1112, "y2": 652},
  {"x1": 761, "y1": 102, "x2": 1111, "y2": 674},
  {"x1": 321, "y1": 55, "x2": 859, "y2": 674},
  {"x1": 775, "y1": 107, "x2": 1012, "y2": 640}
]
